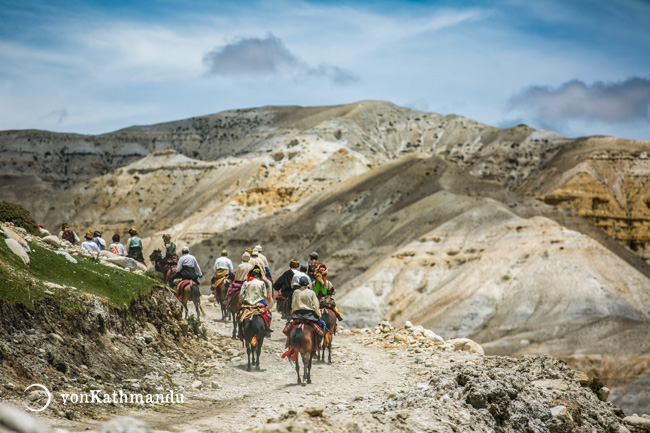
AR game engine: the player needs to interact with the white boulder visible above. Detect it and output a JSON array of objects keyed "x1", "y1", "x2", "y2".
[
  {"x1": 0, "y1": 403, "x2": 53, "y2": 433},
  {"x1": 2, "y1": 227, "x2": 30, "y2": 253},
  {"x1": 41, "y1": 235, "x2": 62, "y2": 248},
  {"x1": 55, "y1": 249, "x2": 78, "y2": 264},
  {"x1": 446, "y1": 338, "x2": 485, "y2": 355},
  {"x1": 5, "y1": 238, "x2": 30, "y2": 265},
  {"x1": 99, "y1": 251, "x2": 144, "y2": 272}
]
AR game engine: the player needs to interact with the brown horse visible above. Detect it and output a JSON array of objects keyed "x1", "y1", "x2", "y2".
[
  {"x1": 214, "y1": 278, "x2": 230, "y2": 321},
  {"x1": 149, "y1": 249, "x2": 178, "y2": 284},
  {"x1": 319, "y1": 309, "x2": 337, "y2": 364},
  {"x1": 226, "y1": 287, "x2": 243, "y2": 339},
  {"x1": 174, "y1": 280, "x2": 205, "y2": 319},
  {"x1": 287, "y1": 322, "x2": 318, "y2": 385}
]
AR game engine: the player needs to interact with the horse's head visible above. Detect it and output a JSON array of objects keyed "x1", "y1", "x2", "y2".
[{"x1": 149, "y1": 249, "x2": 162, "y2": 271}]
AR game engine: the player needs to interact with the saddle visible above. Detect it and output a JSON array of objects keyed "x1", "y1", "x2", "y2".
[
  {"x1": 283, "y1": 320, "x2": 323, "y2": 338},
  {"x1": 175, "y1": 279, "x2": 193, "y2": 299},
  {"x1": 238, "y1": 304, "x2": 270, "y2": 324},
  {"x1": 212, "y1": 268, "x2": 230, "y2": 290}
]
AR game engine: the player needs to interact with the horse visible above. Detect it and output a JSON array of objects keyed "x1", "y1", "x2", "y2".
[
  {"x1": 149, "y1": 249, "x2": 177, "y2": 284},
  {"x1": 226, "y1": 287, "x2": 243, "y2": 339},
  {"x1": 174, "y1": 279, "x2": 206, "y2": 319},
  {"x1": 287, "y1": 323, "x2": 319, "y2": 385},
  {"x1": 319, "y1": 309, "x2": 337, "y2": 364},
  {"x1": 276, "y1": 292, "x2": 293, "y2": 320},
  {"x1": 241, "y1": 314, "x2": 266, "y2": 371},
  {"x1": 214, "y1": 278, "x2": 230, "y2": 321}
]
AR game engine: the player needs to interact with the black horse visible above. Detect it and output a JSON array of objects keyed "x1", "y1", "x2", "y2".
[
  {"x1": 242, "y1": 315, "x2": 265, "y2": 371},
  {"x1": 319, "y1": 309, "x2": 336, "y2": 364}
]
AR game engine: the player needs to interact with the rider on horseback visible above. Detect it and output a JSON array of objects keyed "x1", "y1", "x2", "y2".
[
  {"x1": 212, "y1": 249, "x2": 234, "y2": 289},
  {"x1": 314, "y1": 264, "x2": 343, "y2": 321},
  {"x1": 285, "y1": 275, "x2": 323, "y2": 335},
  {"x1": 274, "y1": 259, "x2": 302, "y2": 319},
  {"x1": 253, "y1": 244, "x2": 272, "y2": 280},
  {"x1": 162, "y1": 234, "x2": 177, "y2": 257},
  {"x1": 239, "y1": 266, "x2": 273, "y2": 336},
  {"x1": 168, "y1": 246, "x2": 202, "y2": 288},
  {"x1": 307, "y1": 252, "x2": 321, "y2": 281}
]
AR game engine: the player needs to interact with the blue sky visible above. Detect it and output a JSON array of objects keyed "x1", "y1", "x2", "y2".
[{"x1": 1, "y1": 0, "x2": 649, "y2": 140}]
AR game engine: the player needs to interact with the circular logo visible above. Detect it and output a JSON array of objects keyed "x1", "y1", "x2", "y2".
[{"x1": 24, "y1": 384, "x2": 52, "y2": 412}]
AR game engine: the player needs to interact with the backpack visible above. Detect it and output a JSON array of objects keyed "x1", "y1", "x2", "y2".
[{"x1": 61, "y1": 229, "x2": 75, "y2": 244}]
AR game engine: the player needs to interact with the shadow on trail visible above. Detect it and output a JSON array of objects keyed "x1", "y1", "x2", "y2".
[{"x1": 235, "y1": 364, "x2": 268, "y2": 373}]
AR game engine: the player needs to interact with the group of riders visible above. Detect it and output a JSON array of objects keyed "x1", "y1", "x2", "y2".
[
  {"x1": 59, "y1": 224, "x2": 339, "y2": 377},
  {"x1": 58, "y1": 223, "x2": 146, "y2": 264},
  {"x1": 147, "y1": 233, "x2": 343, "y2": 357}
]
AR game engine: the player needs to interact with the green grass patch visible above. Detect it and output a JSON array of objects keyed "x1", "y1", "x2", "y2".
[
  {"x1": 0, "y1": 201, "x2": 39, "y2": 235},
  {"x1": 0, "y1": 235, "x2": 158, "y2": 308}
]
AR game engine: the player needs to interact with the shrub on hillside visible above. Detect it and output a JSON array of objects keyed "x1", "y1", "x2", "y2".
[{"x1": 0, "y1": 201, "x2": 39, "y2": 235}]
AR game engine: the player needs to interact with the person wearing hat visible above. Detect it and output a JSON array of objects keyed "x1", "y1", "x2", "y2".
[
  {"x1": 168, "y1": 246, "x2": 202, "y2": 288},
  {"x1": 92, "y1": 230, "x2": 106, "y2": 251},
  {"x1": 211, "y1": 249, "x2": 234, "y2": 291},
  {"x1": 81, "y1": 231, "x2": 101, "y2": 254},
  {"x1": 234, "y1": 252, "x2": 253, "y2": 283},
  {"x1": 239, "y1": 265, "x2": 273, "y2": 335},
  {"x1": 307, "y1": 252, "x2": 322, "y2": 281},
  {"x1": 59, "y1": 223, "x2": 80, "y2": 245},
  {"x1": 249, "y1": 248, "x2": 265, "y2": 269},
  {"x1": 273, "y1": 259, "x2": 303, "y2": 319},
  {"x1": 289, "y1": 275, "x2": 322, "y2": 330},
  {"x1": 162, "y1": 234, "x2": 177, "y2": 258},
  {"x1": 249, "y1": 249, "x2": 273, "y2": 302},
  {"x1": 126, "y1": 228, "x2": 145, "y2": 264}
]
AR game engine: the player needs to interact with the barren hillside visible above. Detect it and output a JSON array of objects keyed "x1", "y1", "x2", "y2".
[{"x1": 2, "y1": 100, "x2": 650, "y2": 413}]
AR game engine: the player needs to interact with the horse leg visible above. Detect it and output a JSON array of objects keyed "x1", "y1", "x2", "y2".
[
  {"x1": 231, "y1": 315, "x2": 237, "y2": 339},
  {"x1": 255, "y1": 337, "x2": 262, "y2": 370},
  {"x1": 296, "y1": 353, "x2": 302, "y2": 385},
  {"x1": 247, "y1": 345, "x2": 252, "y2": 372},
  {"x1": 304, "y1": 352, "x2": 312, "y2": 384},
  {"x1": 327, "y1": 336, "x2": 332, "y2": 365}
]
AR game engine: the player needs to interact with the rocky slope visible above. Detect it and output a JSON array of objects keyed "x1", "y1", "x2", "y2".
[
  {"x1": 5, "y1": 320, "x2": 650, "y2": 433},
  {"x1": 2, "y1": 101, "x2": 650, "y2": 414}
]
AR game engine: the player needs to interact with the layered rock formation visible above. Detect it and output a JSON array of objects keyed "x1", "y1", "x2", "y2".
[{"x1": 2, "y1": 100, "x2": 650, "y2": 413}]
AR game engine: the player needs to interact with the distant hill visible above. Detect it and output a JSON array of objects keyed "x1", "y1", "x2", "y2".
[{"x1": 2, "y1": 100, "x2": 650, "y2": 413}]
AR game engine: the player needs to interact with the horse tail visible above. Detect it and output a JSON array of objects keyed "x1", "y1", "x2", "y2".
[
  {"x1": 200, "y1": 304, "x2": 206, "y2": 317},
  {"x1": 191, "y1": 282, "x2": 201, "y2": 299},
  {"x1": 291, "y1": 326, "x2": 304, "y2": 348}
]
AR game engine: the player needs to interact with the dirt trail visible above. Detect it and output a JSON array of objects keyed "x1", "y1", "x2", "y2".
[
  {"x1": 141, "y1": 303, "x2": 411, "y2": 433},
  {"x1": 48, "y1": 299, "x2": 417, "y2": 433}
]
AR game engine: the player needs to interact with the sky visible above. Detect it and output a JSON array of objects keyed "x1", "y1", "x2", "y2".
[{"x1": 1, "y1": 0, "x2": 649, "y2": 140}]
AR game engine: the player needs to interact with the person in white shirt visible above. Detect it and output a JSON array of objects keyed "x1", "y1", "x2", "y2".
[
  {"x1": 168, "y1": 246, "x2": 202, "y2": 287},
  {"x1": 213, "y1": 249, "x2": 234, "y2": 273},
  {"x1": 108, "y1": 233, "x2": 126, "y2": 256},
  {"x1": 212, "y1": 249, "x2": 234, "y2": 290},
  {"x1": 81, "y1": 231, "x2": 101, "y2": 254}
]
